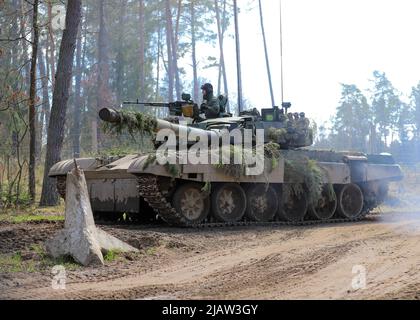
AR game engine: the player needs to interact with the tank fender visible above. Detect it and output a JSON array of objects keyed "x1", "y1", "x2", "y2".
[
  {"x1": 344, "y1": 156, "x2": 404, "y2": 182},
  {"x1": 366, "y1": 164, "x2": 404, "y2": 182},
  {"x1": 49, "y1": 158, "x2": 99, "y2": 177},
  {"x1": 128, "y1": 154, "x2": 181, "y2": 178},
  {"x1": 317, "y1": 162, "x2": 351, "y2": 184}
]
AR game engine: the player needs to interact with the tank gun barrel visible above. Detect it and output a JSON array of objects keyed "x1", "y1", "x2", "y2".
[{"x1": 99, "y1": 108, "x2": 220, "y2": 141}]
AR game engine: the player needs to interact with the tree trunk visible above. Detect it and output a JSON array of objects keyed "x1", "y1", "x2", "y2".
[
  {"x1": 139, "y1": 0, "x2": 145, "y2": 100},
  {"x1": 215, "y1": 0, "x2": 229, "y2": 110},
  {"x1": 217, "y1": 0, "x2": 228, "y2": 97},
  {"x1": 258, "y1": 0, "x2": 275, "y2": 107},
  {"x1": 165, "y1": 0, "x2": 174, "y2": 101},
  {"x1": 20, "y1": 0, "x2": 30, "y2": 90},
  {"x1": 233, "y1": 0, "x2": 243, "y2": 113},
  {"x1": 47, "y1": 0, "x2": 56, "y2": 88},
  {"x1": 72, "y1": 23, "x2": 83, "y2": 158},
  {"x1": 172, "y1": 0, "x2": 182, "y2": 100},
  {"x1": 190, "y1": 0, "x2": 199, "y2": 102},
  {"x1": 28, "y1": 0, "x2": 39, "y2": 203},
  {"x1": 95, "y1": 0, "x2": 110, "y2": 152},
  {"x1": 156, "y1": 10, "x2": 162, "y2": 100},
  {"x1": 37, "y1": 44, "x2": 50, "y2": 156},
  {"x1": 40, "y1": 0, "x2": 82, "y2": 206},
  {"x1": 116, "y1": 0, "x2": 127, "y2": 103},
  {"x1": 9, "y1": 0, "x2": 19, "y2": 90}
]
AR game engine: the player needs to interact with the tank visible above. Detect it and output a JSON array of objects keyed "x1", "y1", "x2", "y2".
[{"x1": 49, "y1": 101, "x2": 404, "y2": 227}]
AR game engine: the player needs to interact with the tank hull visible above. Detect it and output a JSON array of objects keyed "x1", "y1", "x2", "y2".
[{"x1": 50, "y1": 150, "x2": 403, "y2": 226}]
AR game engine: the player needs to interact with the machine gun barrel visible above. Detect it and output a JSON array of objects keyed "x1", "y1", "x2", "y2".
[{"x1": 123, "y1": 101, "x2": 170, "y2": 108}]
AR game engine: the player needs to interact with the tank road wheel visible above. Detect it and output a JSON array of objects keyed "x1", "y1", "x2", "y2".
[
  {"x1": 245, "y1": 185, "x2": 278, "y2": 222},
  {"x1": 212, "y1": 183, "x2": 247, "y2": 223},
  {"x1": 278, "y1": 184, "x2": 308, "y2": 222},
  {"x1": 309, "y1": 185, "x2": 338, "y2": 221},
  {"x1": 336, "y1": 184, "x2": 364, "y2": 219},
  {"x1": 172, "y1": 183, "x2": 210, "y2": 225}
]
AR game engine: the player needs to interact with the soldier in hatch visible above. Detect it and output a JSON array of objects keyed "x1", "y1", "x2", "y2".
[
  {"x1": 296, "y1": 112, "x2": 310, "y2": 135},
  {"x1": 200, "y1": 83, "x2": 220, "y2": 119}
]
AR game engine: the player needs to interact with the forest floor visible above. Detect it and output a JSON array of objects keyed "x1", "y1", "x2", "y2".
[{"x1": 1, "y1": 201, "x2": 420, "y2": 300}]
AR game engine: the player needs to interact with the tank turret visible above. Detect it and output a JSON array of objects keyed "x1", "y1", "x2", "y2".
[{"x1": 99, "y1": 101, "x2": 314, "y2": 150}]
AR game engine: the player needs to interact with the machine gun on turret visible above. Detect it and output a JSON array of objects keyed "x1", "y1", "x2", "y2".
[{"x1": 123, "y1": 93, "x2": 199, "y2": 120}]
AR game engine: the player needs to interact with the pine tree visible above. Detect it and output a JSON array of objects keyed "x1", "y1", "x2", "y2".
[
  {"x1": 40, "y1": 0, "x2": 82, "y2": 206},
  {"x1": 333, "y1": 84, "x2": 370, "y2": 152},
  {"x1": 371, "y1": 71, "x2": 401, "y2": 149}
]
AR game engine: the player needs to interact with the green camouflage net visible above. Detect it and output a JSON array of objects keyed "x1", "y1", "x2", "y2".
[
  {"x1": 164, "y1": 162, "x2": 180, "y2": 178},
  {"x1": 264, "y1": 142, "x2": 282, "y2": 173},
  {"x1": 214, "y1": 145, "x2": 246, "y2": 180},
  {"x1": 201, "y1": 181, "x2": 212, "y2": 196},
  {"x1": 283, "y1": 153, "x2": 326, "y2": 206},
  {"x1": 103, "y1": 110, "x2": 158, "y2": 138},
  {"x1": 142, "y1": 154, "x2": 157, "y2": 171},
  {"x1": 214, "y1": 142, "x2": 283, "y2": 179},
  {"x1": 267, "y1": 128, "x2": 288, "y2": 144},
  {"x1": 141, "y1": 153, "x2": 179, "y2": 178}
]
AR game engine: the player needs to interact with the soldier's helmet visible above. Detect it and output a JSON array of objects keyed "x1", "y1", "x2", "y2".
[
  {"x1": 201, "y1": 83, "x2": 214, "y2": 94},
  {"x1": 300, "y1": 112, "x2": 306, "y2": 118}
]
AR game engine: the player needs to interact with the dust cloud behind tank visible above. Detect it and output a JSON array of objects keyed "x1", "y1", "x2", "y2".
[{"x1": 49, "y1": 98, "x2": 403, "y2": 227}]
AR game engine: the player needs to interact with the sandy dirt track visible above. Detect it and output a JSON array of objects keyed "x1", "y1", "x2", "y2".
[{"x1": 1, "y1": 211, "x2": 420, "y2": 300}]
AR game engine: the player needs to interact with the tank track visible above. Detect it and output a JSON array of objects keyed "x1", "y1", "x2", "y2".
[{"x1": 136, "y1": 174, "x2": 371, "y2": 228}]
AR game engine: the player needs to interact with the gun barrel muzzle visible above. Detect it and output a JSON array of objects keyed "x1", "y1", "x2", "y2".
[{"x1": 99, "y1": 108, "x2": 121, "y2": 123}]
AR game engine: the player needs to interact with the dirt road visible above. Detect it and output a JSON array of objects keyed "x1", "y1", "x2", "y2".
[{"x1": 1, "y1": 210, "x2": 420, "y2": 300}]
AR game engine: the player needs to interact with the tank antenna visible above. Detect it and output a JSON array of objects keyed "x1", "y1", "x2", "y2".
[{"x1": 280, "y1": 0, "x2": 285, "y2": 105}]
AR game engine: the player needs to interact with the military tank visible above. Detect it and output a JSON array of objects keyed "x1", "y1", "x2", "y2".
[{"x1": 49, "y1": 99, "x2": 403, "y2": 227}]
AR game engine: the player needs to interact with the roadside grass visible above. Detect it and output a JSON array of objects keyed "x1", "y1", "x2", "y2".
[
  {"x1": 0, "y1": 204, "x2": 64, "y2": 224},
  {"x1": 0, "y1": 245, "x2": 142, "y2": 274},
  {"x1": 0, "y1": 253, "x2": 33, "y2": 273},
  {"x1": 0, "y1": 245, "x2": 80, "y2": 274},
  {"x1": 104, "y1": 249, "x2": 122, "y2": 262},
  {"x1": 0, "y1": 213, "x2": 64, "y2": 224},
  {"x1": 145, "y1": 247, "x2": 158, "y2": 256}
]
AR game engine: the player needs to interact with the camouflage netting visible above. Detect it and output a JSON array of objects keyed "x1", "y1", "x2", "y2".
[
  {"x1": 283, "y1": 151, "x2": 333, "y2": 206},
  {"x1": 103, "y1": 110, "x2": 158, "y2": 138},
  {"x1": 214, "y1": 142, "x2": 282, "y2": 179},
  {"x1": 142, "y1": 153, "x2": 180, "y2": 178},
  {"x1": 142, "y1": 154, "x2": 157, "y2": 171},
  {"x1": 213, "y1": 144, "x2": 330, "y2": 206},
  {"x1": 264, "y1": 142, "x2": 282, "y2": 173},
  {"x1": 214, "y1": 145, "x2": 247, "y2": 180},
  {"x1": 141, "y1": 142, "x2": 331, "y2": 206},
  {"x1": 267, "y1": 128, "x2": 288, "y2": 144}
]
